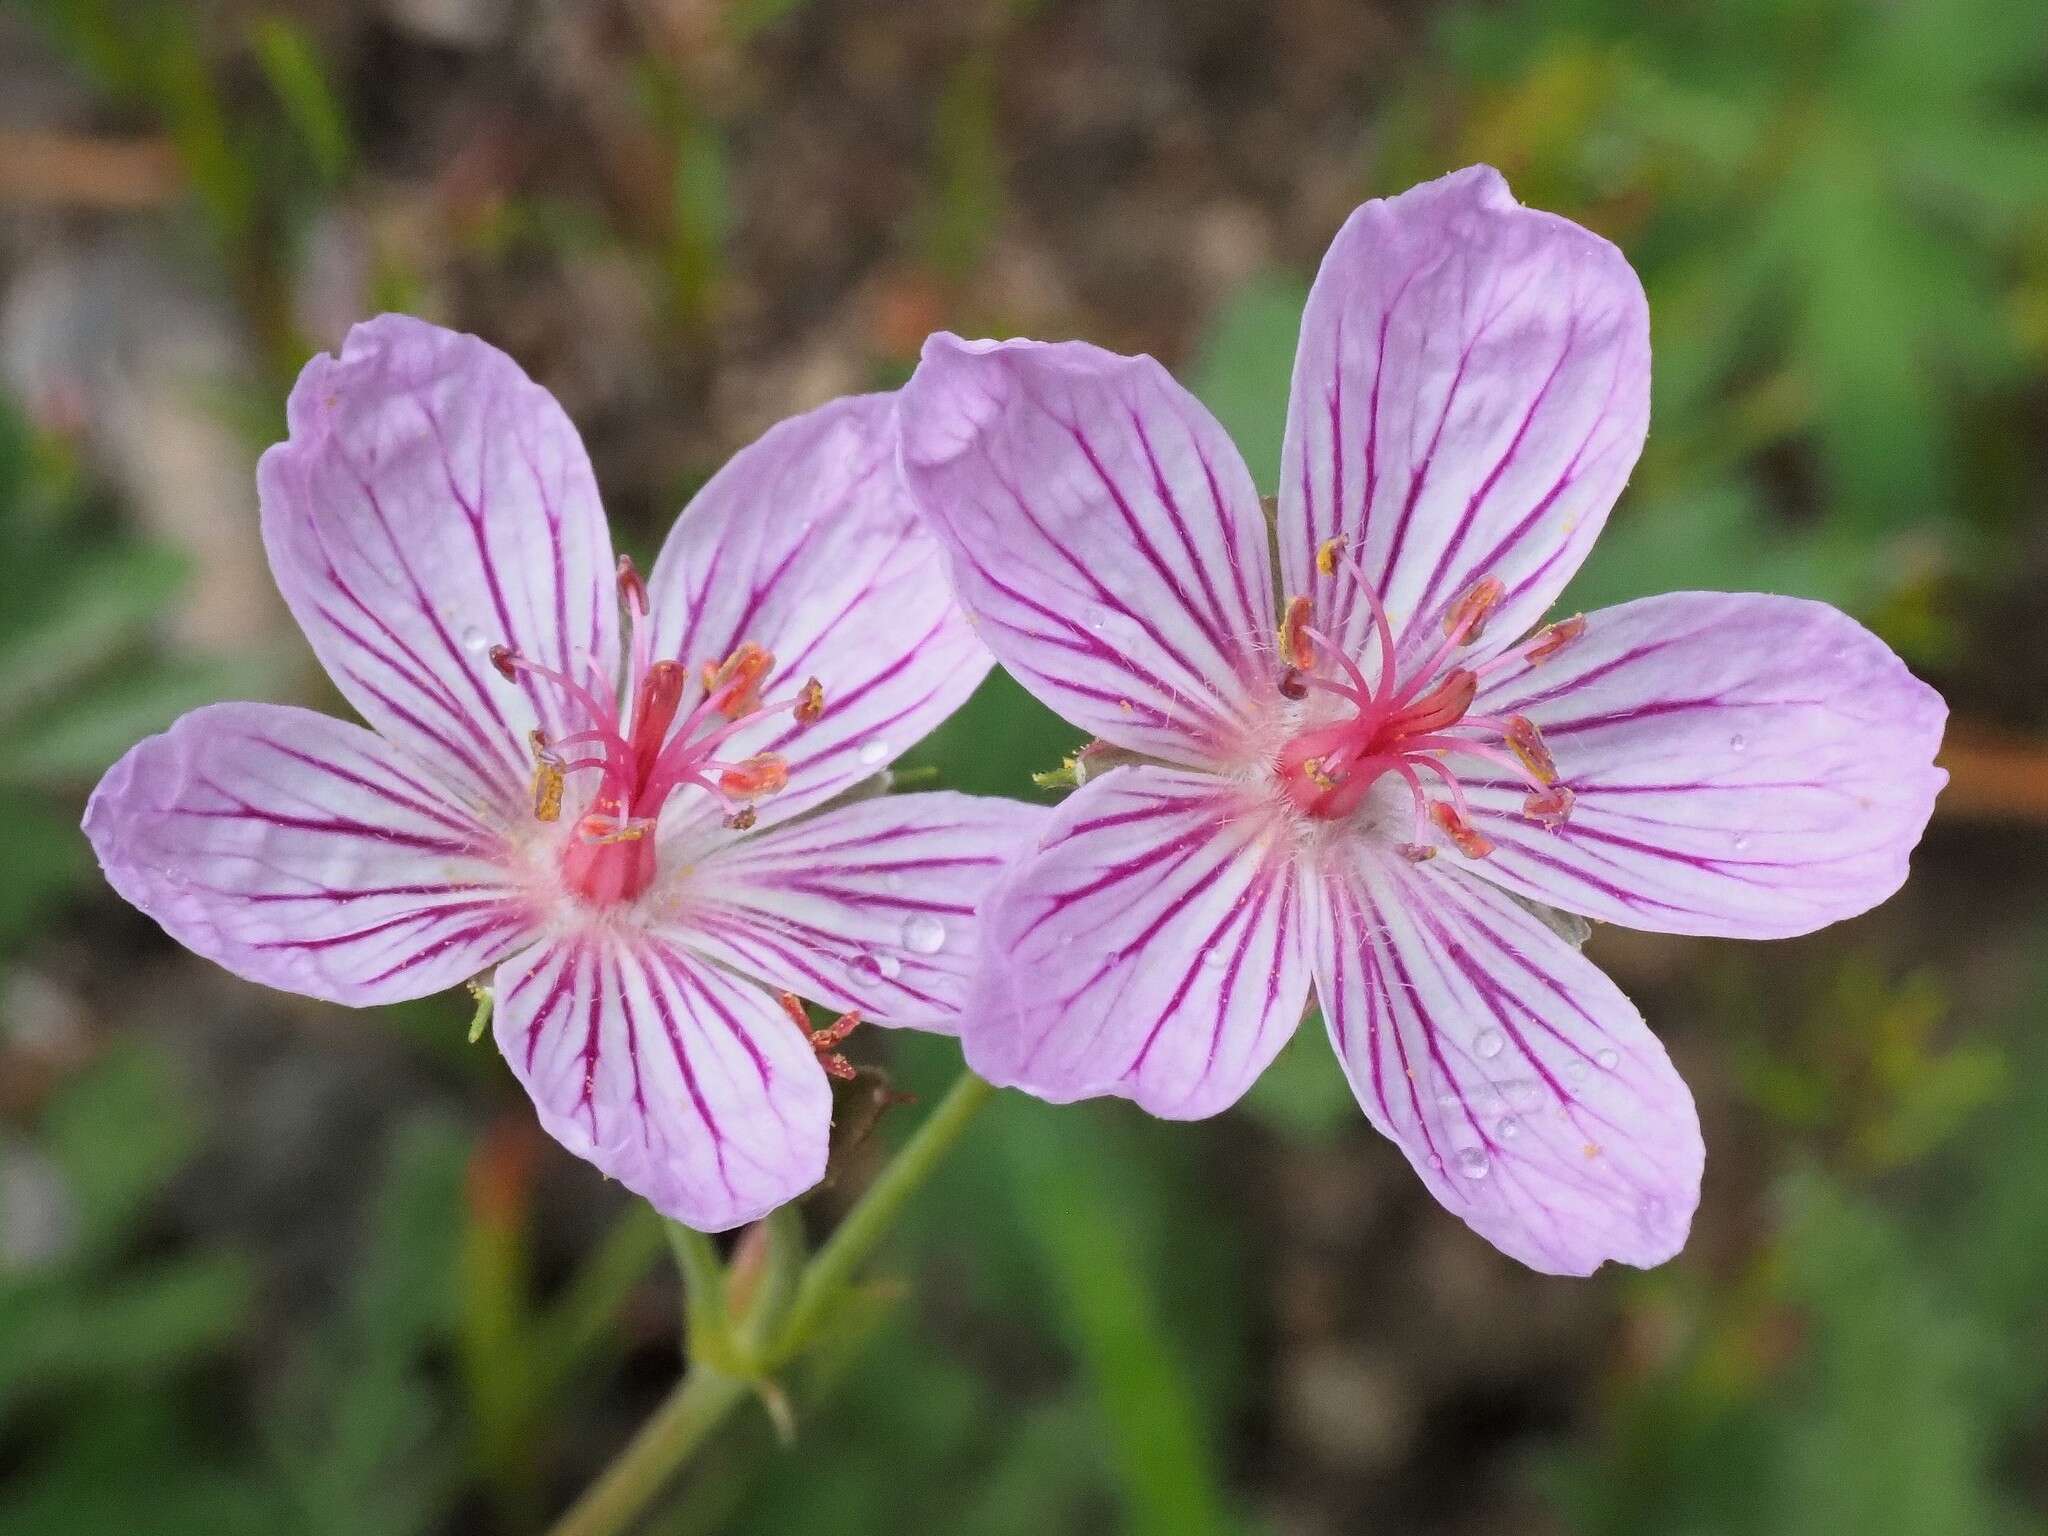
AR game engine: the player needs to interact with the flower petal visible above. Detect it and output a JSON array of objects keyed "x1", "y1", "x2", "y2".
[
  {"x1": 676, "y1": 792, "x2": 1046, "y2": 1033},
  {"x1": 260, "y1": 314, "x2": 619, "y2": 816},
  {"x1": 961, "y1": 764, "x2": 1310, "y2": 1118},
  {"x1": 84, "y1": 702, "x2": 532, "y2": 1004},
  {"x1": 1310, "y1": 848, "x2": 1702, "y2": 1274},
  {"x1": 494, "y1": 929, "x2": 831, "y2": 1232},
  {"x1": 899, "y1": 333, "x2": 1280, "y2": 772},
  {"x1": 1457, "y1": 592, "x2": 1947, "y2": 938},
  {"x1": 1279, "y1": 166, "x2": 1649, "y2": 665},
  {"x1": 646, "y1": 393, "x2": 989, "y2": 836}
]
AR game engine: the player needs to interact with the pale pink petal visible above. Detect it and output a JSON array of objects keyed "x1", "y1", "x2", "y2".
[
  {"x1": 675, "y1": 792, "x2": 1045, "y2": 1033},
  {"x1": 1311, "y1": 848, "x2": 1702, "y2": 1275},
  {"x1": 260, "y1": 314, "x2": 619, "y2": 816},
  {"x1": 1279, "y1": 166, "x2": 1649, "y2": 667},
  {"x1": 1455, "y1": 592, "x2": 1947, "y2": 938},
  {"x1": 494, "y1": 929, "x2": 831, "y2": 1232},
  {"x1": 83, "y1": 702, "x2": 532, "y2": 1005},
  {"x1": 645, "y1": 393, "x2": 988, "y2": 837},
  {"x1": 898, "y1": 334, "x2": 1281, "y2": 772},
  {"x1": 961, "y1": 765, "x2": 1310, "y2": 1118}
]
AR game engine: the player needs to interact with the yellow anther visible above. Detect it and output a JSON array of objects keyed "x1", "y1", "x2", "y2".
[
  {"x1": 1301, "y1": 756, "x2": 1339, "y2": 791},
  {"x1": 1504, "y1": 715, "x2": 1559, "y2": 785},
  {"x1": 794, "y1": 676, "x2": 825, "y2": 724},
  {"x1": 1315, "y1": 536, "x2": 1347, "y2": 577},
  {"x1": 1279, "y1": 594, "x2": 1315, "y2": 670},
  {"x1": 528, "y1": 730, "x2": 564, "y2": 822}
]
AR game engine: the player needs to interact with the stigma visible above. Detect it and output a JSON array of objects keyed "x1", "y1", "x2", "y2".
[
  {"x1": 491, "y1": 556, "x2": 823, "y2": 905},
  {"x1": 1273, "y1": 538, "x2": 1584, "y2": 859}
]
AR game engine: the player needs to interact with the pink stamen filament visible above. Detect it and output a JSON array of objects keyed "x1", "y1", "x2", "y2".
[{"x1": 1274, "y1": 562, "x2": 1581, "y2": 846}]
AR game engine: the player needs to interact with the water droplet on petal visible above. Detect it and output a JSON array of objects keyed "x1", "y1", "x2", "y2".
[
  {"x1": 461, "y1": 625, "x2": 490, "y2": 654},
  {"x1": 1564, "y1": 1058, "x2": 1589, "y2": 1086},
  {"x1": 1596, "y1": 1047, "x2": 1620, "y2": 1071},
  {"x1": 1475, "y1": 1029, "x2": 1504, "y2": 1060},
  {"x1": 876, "y1": 953, "x2": 903, "y2": 980},
  {"x1": 1084, "y1": 605, "x2": 1112, "y2": 631},
  {"x1": 1426, "y1": 1152, "x2": 1445, "y2": 1173},
  {"x1": 1454, "y1": 1147, "x2": 1491, "y2": 1180},
  {"x1": 1729, "y1": 733, "x2": 1748, "y2": 753},
  {"x1": 1504, "y1": 1077, "x2": 1542, "y2": 1111},
  {"x1": 1731, "y1": 832, "x2": 1751, "y2": 852},
  {"x1": 901, "y1": 915, "x2": 946, "y2": 954},
  {"x1": 1496, "y1": 1117, "x2": 1520, "y2": 1141},
  {"x1": 858, "y1": 739, "x2": 890, "y2": 767},
  {"x1": 1199, "y1": 947, "x2": 1225, "y2": 969},
  {"x1": 851, "y1": 953, "x2": 883, "y2": 983}
]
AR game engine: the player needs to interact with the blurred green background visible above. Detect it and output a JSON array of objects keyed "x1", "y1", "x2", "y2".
[{"x1": 2, "y1": 1, "x2": 2045, "y2": 1532}]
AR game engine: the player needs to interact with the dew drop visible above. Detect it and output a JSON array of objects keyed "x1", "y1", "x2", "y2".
[
  {"x1": 851, "y1": 953, "x2": 883, "y2": 983},
  {"x1": 901, "y1": 915, "x2": 946, "y2": 955},
  {"x1": 1435, "y1": 1089, "x2": 1462, "y2": 1110},
  {"x1": 1504, "y1": 1077, "x2": 1542, "y2": 1111},
  {"x1": 1454, "y1": 1147, "x2": 1491, "y2": 1180},
  {"x1": 876, "y1": 952, "x2": 903, "y2": 980},
  {"x1": 1426, "y1": 1152, "x2": 1445, "y2": 1173},
  {"x1": 1475, "y1": 1029, "x2": 1505, "y2": 1060},
  {"x1": 1564, "y1": 1058, "x2": 1590, "y2": 1086},
  {"x1": 1496, "y1": 1117, "x2": 1520, "y2": 1141},
  {"x1": 1729, "y1": 733, "x2": 1748, "y2": 753},
  {"x1": 857, "y1": 738, "x2": 890, "y2": 767},
  {"x1": 461, "y1": 625, "x2": 490, "y2": 654},
  {"x1": 882, "y1": 873, "x2": 905, "y2": 893},
  {"x1": 1731, "y1": 832, "x2": 1751, "y2": 852},
  {"x1": 1084, "y1": 605, "x2": 1112, "y2": 631},
  {"x1": 1199, "y1": 947, "x2": 1226, "y2": 969},
  {"x1": 1596, "y1": 1047, "x2": 1620, "y2": 1071}
]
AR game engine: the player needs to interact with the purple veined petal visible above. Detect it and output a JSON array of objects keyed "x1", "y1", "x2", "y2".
[
  {"x1": 961, "y1": 764, "x2": 1311, "y2": 1118},
  {"x1": 898, "y1": 333, "x2": 1282, "y2": 773},
  {"x1": 1453, "y1": 591, "x2": 1947, "y2": 939},
  {"x1": 675, "y1": 792, "x2": 1047, "y2": 1034},
  {"x1": 1278, "y1": 166, "x2": 1649, "y2": 669},
  {"x1": 493, "y1": 926, "x2": 832, "y2": 1232},
  {"x1": 83, "y1": 702, "x2": 535, "y2": 1005},
  {"x1": 645, "y1": 393, "x2": 990, "y2": 838},
  {"x1": 260, "y1": 314, "x2": 619, "y2": 817},
  {"x1": 1310, "y1": 846, "x2": 1702, "y2": 1275}
]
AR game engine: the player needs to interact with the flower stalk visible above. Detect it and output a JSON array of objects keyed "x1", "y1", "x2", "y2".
[{"x1": 544, "y1": 1069, "x2": 996, "y2": 1536}]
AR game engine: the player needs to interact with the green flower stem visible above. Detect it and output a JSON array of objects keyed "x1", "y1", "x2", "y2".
[
  {"x1": 760, "y1": 1069, "x2": 993, "y2": 1369},
  {"x1": 542, "y1": 1069, "x2": 996, "y2": 1536},
  {"x1": 545, "y1": 1364, "x2": 750, "y2": 1536}
]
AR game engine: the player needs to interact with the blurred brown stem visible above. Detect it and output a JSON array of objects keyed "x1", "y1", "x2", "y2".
[
  {"x1": 1937, "y1": 726, "x2": 2048, "y2": 824},
  {"x1": 0, "y1": 130, "x2": 181, "y2": 208}
]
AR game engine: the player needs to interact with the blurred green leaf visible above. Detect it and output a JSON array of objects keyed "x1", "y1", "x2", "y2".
[{"x1": 1187, "y1": 273, "x2": 1309, "y2": 495}]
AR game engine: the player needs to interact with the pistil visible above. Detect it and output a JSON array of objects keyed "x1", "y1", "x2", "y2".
[{"x1": 489, "y1": 558, "x2": 824, "y2": 904}]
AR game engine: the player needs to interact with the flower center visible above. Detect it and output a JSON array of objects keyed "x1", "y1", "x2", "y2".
[
  {"x1": 1272, "y1": 538, "x2": 1583, "y2": 861},
  {"x1": 491, "y1": 557, "x2": 823, "y2": 905}
]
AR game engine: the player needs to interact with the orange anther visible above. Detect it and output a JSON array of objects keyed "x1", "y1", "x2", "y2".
[
  {"x1": 701, "y1": 641, "x2": 775, "y2": 719},
  {"x1": 488, "y1": 644, "x2": 519, "y2": 682},
  {"x1": 719, "y1": 753, "x2": 789, "y2": 800},
  {"x1": 1526, "y1": 614, "x2": 1586, "y2": 663},
  {"x1": 1429, "y1": 800, "x2": 1496, "y2": 859},
  {"x1": 1522, "y1": 783, "x2": 1576, "y2": 828},
  {"x1": 1444, "y1": 577, "x2": 1506, "y2": 645}
]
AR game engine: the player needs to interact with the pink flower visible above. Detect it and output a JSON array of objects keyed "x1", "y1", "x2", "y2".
[
  {"x1": 897, "y1": 167, "x2": 1946, "y2": 1273},
  {"x1": 86, "y1": 315, "x2": 1039, "y2": 1231}
]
